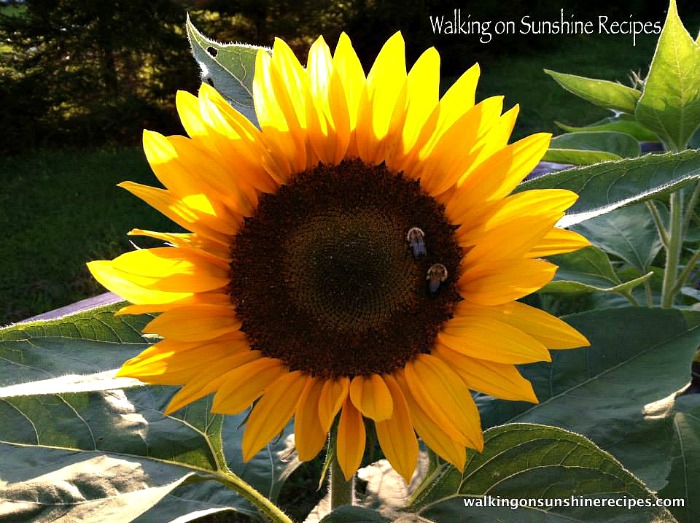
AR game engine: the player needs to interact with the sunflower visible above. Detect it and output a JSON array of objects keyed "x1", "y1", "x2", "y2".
[{"x1": 88, "y1": 32, "x2": 590, "y2": 483}]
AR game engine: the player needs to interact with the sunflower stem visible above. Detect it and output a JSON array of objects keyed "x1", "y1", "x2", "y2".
[
  {"x1": 661, "y1": 191, "x2": 684, "y2": 308},
  {"x1": 213, "y1": 467, "x2": 293, "y2": 523},
  {"x1": 329, "y1": 443, "x2": 354, "y2": 510}
]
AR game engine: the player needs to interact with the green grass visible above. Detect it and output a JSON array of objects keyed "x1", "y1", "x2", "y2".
[
  {"x1": 0, "y1": 27, "x2": 676, "y2": 325},
  {"x1": 0, "y1": 148, "x2": 175, "y2": 325}
]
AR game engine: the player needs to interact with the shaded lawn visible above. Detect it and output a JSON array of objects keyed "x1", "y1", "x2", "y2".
[
  {"x1": 0, "y1": 29, "x2": 663, "y2": 325},
  {"x1": 0, "y1": 148, "x2": 175, "y2": 325}
]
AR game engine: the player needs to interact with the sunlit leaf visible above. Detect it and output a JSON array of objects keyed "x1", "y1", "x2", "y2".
[
  {"x1": 409, "y1": 424, "x2": 672, "y2": 522},
  {"x1": 477, "y1": 307, "x2": 700, "y2": 490},
  {"x1": 635, "y1": 0, "x2": 700, "y2": 150},
  {"x1": 517, "y1": 150, "x2": 700, "y2": 226},
  {"x1": 0, "y1": 305, "x2": 292, "y2": 522},
  {"x1": 543, "y1": 245, "x2": 652, "y2": 295},
  {"x1": 571, "y1": 203, "x2": 663, "y2": 273},
  {"x1": 545, "y1": 69, "x2": 641, "y2": 114}
]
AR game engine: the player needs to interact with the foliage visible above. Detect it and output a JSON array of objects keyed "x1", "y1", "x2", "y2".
[{"x1": 2, "y1": 0, "x2": 700, "y2": 522}]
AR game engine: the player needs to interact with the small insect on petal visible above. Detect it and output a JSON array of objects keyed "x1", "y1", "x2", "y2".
[
  {"x1": 427, "y1": 263, "x2": 448, "y2": 294},
  {"x1": 406, "y1": 227, "x2": 426, "y2": 258}
]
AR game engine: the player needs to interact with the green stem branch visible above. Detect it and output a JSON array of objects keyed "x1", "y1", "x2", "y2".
[
  {"x1": 661, "y1": 192, "x2": 684, "y2": 308},
  {"x1": 682, "y1": 181, "x2": 700, "y2": 236},
  {"x1": 669, "y1": 249, "x2": 700, "y2": 299},
  {"x1": 646, "y1": 200, "x2": 670, "y2": 248},
  {"x1": 213, "y1": 467, "x2": 293, "y2": 523},
  {"x1": 643, "y1": 280, "x2": 654, "y2": 307}
]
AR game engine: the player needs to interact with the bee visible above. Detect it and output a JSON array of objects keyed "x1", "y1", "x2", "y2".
[
  {"x1": 427, "y1": 263, "x2": 448, "y2": 294},
  {"x1": 406, "y1": 227, "x2": 426, "y2": 258}
]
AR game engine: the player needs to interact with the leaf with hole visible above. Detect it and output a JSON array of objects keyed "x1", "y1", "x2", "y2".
[{"x1": 186, "y1": 16, "x2": 268, "y2": 126}]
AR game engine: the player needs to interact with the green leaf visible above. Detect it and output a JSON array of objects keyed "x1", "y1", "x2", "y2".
[
  {"x1": 550, "y1": 131, "x2": 641, "y2": 157},
  {"x1": 0, "y1": 445, "x2": 201, "y2": 521},
  {"x1": 542, "y1": 148, "x2": 621, "y2": 166},
  {"x1": 409, "y1": 424, "x2": 672, "y2": 522},
  {"x1": 477, "y1": 307, "x2": 700, "y2": 490},
  {"x1": 635, "y1": 0, "x2": 700, "y2": 150},
  {"x1": 0, "y1": 305, "x2": 284, "y2": 522},
  {"x1": 570, "y1": 203, "x2": 663, "y2": 273},
  {"x1": 186, "y1": 16, "x2": 267, "y2": 126},
  {"x1": 516, "y1": 150, "x2": 700, "y2": 226},
  {"x1": 320, "y1": 505, "x2": 389, "y2": 522},
  {"x1": 556, "y1": 115, "x2": 660, "y2": 142},
  {"x1": 543, "y1": 131, "x2": 641, "y2": 165},
  {"x1": 658, "y1": 395, "x2": 700, "y2": 523},
  {"x1": 543, "y1": 246, "x2": 652, "y2": 295},
  {"x1": 545, "y1": 69, "x2": 642, "y2": 114}
]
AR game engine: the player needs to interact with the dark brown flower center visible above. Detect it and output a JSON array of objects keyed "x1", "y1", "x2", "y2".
[{"x1": 229, "y1": 159, "x2": 462, "y2": 378}]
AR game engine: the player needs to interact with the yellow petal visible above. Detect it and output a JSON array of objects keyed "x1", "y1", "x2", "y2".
[
  {"x1": 164, "y1": 351, "x2": 261, "y2": 414},
  {"x1": 115, "y1": 290, "x2": 230, "y2": 316},
  {"x1": 433, "y1": 344, "x2": 538, "y2": 403},
  {"x1": 87, "y1": 260, "x2": 192, "y2": 305},
  {"x1": 108, "y1": 247, "x2": 229, "y2": 293},
  {"x1": 439, "y1": 316, "x2": 552, "y2": 364},
  {"x1": 127, "y1": 228, "x2": 231, "y2": 262},
  {"x1": 118, "y1": 334, "x2": 249, "y2": 379},
  {"x1": 336, "y1": 397, "x2": 366, "y2": 480},
  {"x1": 395, "y1": 370, "x2": 467, "y2": 470},
  {"x1": 333, "y1": 32, "x2": 366, "y2": 132},
  {"x1": 253, "y1": 50, "x2": 301, "y2": 177},
  {"x1": 118, "y1": 181, "x2": 231, "y2": 244},
  {"x1": 386, "y1": 46, "x2": 440, "y2": 171},
  {"x1": 464, "y1": 215, "x2": 561, "y2": 262},
  {"x1": 198, "y1": 83, "x2": 281, "y2": 190},
  {"x1": 375, "y1": 375, "x2": 418, "y2": 483},
  {"x1": 143, "y1": 305, "x2": 241, "y2": 341},
  {"x1": 176, "y1": 89, "x2": 208, "y2": 138},
  {"x1": 449, "y1": 185, "x2": 577, "y2": 240},
  {"x1": 349, "y1": 374, "x2": 393, "y2": 421},
  {"x1": 356, "y1": 32, "x2": 407, "y2": 164},
  {"x1": 242, "y1": 371, "x2": 308, "y2": 461},
  {"x1": 499, "y1": 301, "x2": 590, "y2": 349},
  {"x1": 418, "y1": 96, "x2": 504, "y2": 195},
  {"x1": 527, "y1": 228, "x2": 591, "y2": 257},
  {"x1": 457, "y1": 133, "x2": 551, "y2": 200},
  {"x1": 212, "y1": 357, "x2": 286, "y2": 415},
  {"x1": 318, "y1": 377, "x2": 350, "y2": 432},
  {"x1": 437, "y1": 63, "x2": 480, "y2": 130},
  {"x1": 460, "y1": 259, "x2": 557, "y2": 305},
  {"x1": 405, "y1": 354, "x2": 483, "y2": 450},
  {"x1": 294, "y1": 378, "x2": 328, "y2": 461}
]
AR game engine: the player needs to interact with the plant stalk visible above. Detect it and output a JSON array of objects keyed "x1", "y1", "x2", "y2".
[
  {"x1": 214, "y1": 468, "x2": 293, "y2": 523},
  {"x1": 669, "y1": 249, "x2": 700, "y2": 298},
  {"x1": 661, "y1": 191, "x2": 684, "y2": 308},
  {"x1": 329, "y1": 446, "x2": 354, "y2": 510}
]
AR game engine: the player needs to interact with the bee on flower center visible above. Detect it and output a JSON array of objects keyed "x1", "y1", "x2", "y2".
[
  {"x1": 427, "y1": 263, "x2": 448, "y2": 294},
  {"x1": 406, "y1": 227, "x2": 426, "y2": 258}
]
